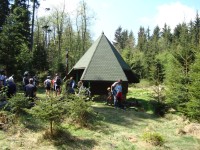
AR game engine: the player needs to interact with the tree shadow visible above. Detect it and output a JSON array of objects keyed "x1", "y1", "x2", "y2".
[
  {"x1": 20, "y1": 112, "x2": 46, "y2": 131},
  {"x1": 92, "y1": 97, "x2": 160, "y2": 131},
  {"x1": 43, "y1": 127, "x2": 97, "y2": 150}
]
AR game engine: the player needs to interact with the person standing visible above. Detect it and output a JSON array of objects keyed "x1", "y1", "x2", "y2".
[
  {"x1": 77, "y1": 80, "x2": 84, "y2": 95},
  {"x1": 68, "y1": 77, "x2": 75, "y2": 94},
  {"x1": 106, "y1": 87, "x2": 113, "y2": 105},
  {"x1": 0, "y1": 70, "x2": 7, "y2": 90},
  {"x1": 44, "y1": 76, "x2": 51, "y2": 97},
  {"x1": 111, "y1": 79, "x2": 122, "y2": 108},
  {"x1": 115, "y1": 80, "x2": 123, "y2": 109},
  {"x1": 25, "y1": 78, "x2": 37, "y2": 100},
  {"x1": 54, "y1": 73, "x2": 62, "y2": 96},
  {"x1": 23, "y1": 71, "x2": 29, "y2": 94},
  {"x1": 6, "y1": 77, "x2": 16, "y2": 98}
]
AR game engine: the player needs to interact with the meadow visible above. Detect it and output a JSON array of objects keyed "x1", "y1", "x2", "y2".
[{"x1": 0, "y1": 83, "x2": 200, "y2": 150}]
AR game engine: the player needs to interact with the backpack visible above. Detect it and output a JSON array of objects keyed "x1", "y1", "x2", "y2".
[
  {"x1": 45, "y1": 79, "x2": 51, "y2": 88},
  {"x1": 56, "y1": 77, "x2": 61, "y2": 85},
  {"x1": 23, "y1": 77, "x2": 29, "y2": 86}
]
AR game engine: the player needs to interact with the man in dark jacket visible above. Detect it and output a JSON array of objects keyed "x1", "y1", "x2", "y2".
[
  {"x1": 25, "y1": 78, "x2": 37, "y2": 100},
  {"x1": 7, "y1": 78, "x2": 16, "y2": 98}
]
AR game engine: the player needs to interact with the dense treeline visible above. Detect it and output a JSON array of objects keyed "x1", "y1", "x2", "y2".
[
  {"x1": 0, "y1": 0, "x2": 199, "y2": 121},
  {"x1": 113, "y1": 13, "x2": 200, "y2": 121}
]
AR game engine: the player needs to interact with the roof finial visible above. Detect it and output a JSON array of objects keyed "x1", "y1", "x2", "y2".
[{"x1": 102, "y1": 31, "x2": 104, "y2": 35}]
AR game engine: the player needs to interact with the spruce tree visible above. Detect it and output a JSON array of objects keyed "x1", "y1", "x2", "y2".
[
  {"x1": 0, "y1": 9, "x2": 31, "y2": 75},
  {"x1": 11, "y1": 0, "x2": 31, "y2": 47},
  {"x1": 137, "y1": 26, "x2": 147, "y2": 52},
  {"x1": 188, "y1": 52, "x2": 200, "y2": 121},
  {"x1": 165, "y1": 23, "x2": 195, "y2": 114},
  {"x1": 28, "y1": 97, "x2": 68, "y2": 135},
  {"x1": 113, "y1": 26, "x2": 123, "y2": 52}
]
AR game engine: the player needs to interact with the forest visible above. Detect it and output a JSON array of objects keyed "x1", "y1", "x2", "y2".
[{"x1": 0, "y1": 0, "x2": 200, "y2": 149}]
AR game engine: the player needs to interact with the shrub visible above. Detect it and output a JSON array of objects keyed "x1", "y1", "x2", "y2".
[
  {"x1": 150, "y1": 101, "x2": 168, "y2": 117},
  {"x1": 6, "y1": 93, "x2": 31, "y2": 114},
  {"x1": 0, "y1": 86, "x2": 8, "y2": 101},
  {"x1": 142, "y1": 131, "x2": 164, "y2": 146},
  {"x1": 27, "y1": 97, "x2": 68, "y2": 135},
  {"x1": 67, "y1": 97, "x2": 97, "y2": 127}
]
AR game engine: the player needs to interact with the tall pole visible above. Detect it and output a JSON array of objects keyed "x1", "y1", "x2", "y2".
[
  {"x1": 66, "y1": 49, "x2": 69, "y2": 79},
  {"x1": 30, "y1": 0, "x2": 36, "y2": 51}
]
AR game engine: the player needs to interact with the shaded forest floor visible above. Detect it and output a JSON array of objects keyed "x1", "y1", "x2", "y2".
[{"x1": 0, "y1": 85, "x2": 200, "y2": 150}]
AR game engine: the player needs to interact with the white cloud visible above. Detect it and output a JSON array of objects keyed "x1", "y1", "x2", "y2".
[
  {"x1": 155, "y1": 2, "x2": 196, "y2": 29},
  {"x1": 139, "y1": 2, "x2": 196, "y2": 34}
]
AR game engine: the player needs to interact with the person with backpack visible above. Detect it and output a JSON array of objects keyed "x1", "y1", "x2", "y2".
[
  {"x1": 44, "y1": 76, "x2": 51, "y2": 97},
  {"x1": 54, "y1": 73, "x2": 62, "y2": 96},
  {"x1": 6, "y1": 77, "x2": 16, "y2": 98}
]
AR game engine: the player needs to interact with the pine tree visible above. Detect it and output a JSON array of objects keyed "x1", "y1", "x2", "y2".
[
  {"x1": 165, "y1": 23, "x2": 195, "y2": 114},
  {"x1": 188, "y1": 52, "x2": 200, "y2": 121},
  {"x1": 194, "y1": 12, "x2": 200, "y2": 47},
  {"x1": 28, "y1": 97, "x2": 68, "y2": 135},
  {"x1": 11, "y1": 0, "x2": 31, "y2": 47},
  {"x1": 113, "y1": 26, "x2": 123, "y2": 52},
  {"x1": 144, "y1": 26, "x2": 161, "y2": 79},
  {"x1": 137, "y1": 26, "x2": 147, "y2": 52},
  {"x1": 161, "y1": 23, "x2": 172, "y2": 49},
  {"x1": 0, "y1": 9, "x2": 31, "y2": 75}
]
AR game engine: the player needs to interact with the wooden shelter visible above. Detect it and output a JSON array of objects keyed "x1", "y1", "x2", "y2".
[{"x1": 68, "y1": 32, "x2": 139, "y2": 95}]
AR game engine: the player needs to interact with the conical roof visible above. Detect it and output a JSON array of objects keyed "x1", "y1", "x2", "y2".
[{"x1": 69, "y1": 32, "x2": 138, "y2": 82}]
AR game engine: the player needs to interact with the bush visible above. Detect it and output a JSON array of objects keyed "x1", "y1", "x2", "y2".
[
  {"x1": 6, "y1": 93, "x2": 31, "y2": 114},
  {"x1": 27, "y1": 97, "x2": 68, "y2": 135},
  {"x1": 150, "y1": 100, "x2": 168, "y2": 117},
  {"x1": 67, "y1": 98, "x2": 97, "y2": 127},
  {"x1": 142, "y1": 131, "x2": 164, "y2": 146}
]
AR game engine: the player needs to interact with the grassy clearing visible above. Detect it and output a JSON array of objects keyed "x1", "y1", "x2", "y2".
[{"x1": 0, "y1": 86, "x2": 200, "y2": 150}]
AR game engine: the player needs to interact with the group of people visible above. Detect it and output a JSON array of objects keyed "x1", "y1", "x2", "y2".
[
  {"x1": 22, "y1": 71, "x2": 38, "y2": 100},
  {"x1": 43, "y1": 73, "x2": 62, "y2": 97},
  {"x1": 66, "y1": 77, "x2": 91, "y2": 97},
  {"x1": 0, "y1": 69, "x2": 63, "y2": 101},
  {"x1": 22, "y1": 72, "x2": 63, "y2": 98},
  {"x1": 0, "y1": 69, "x2": 86, "y2": 100},
  {"x1": 106, "y1": 79, "x2": 124, "y2": 109},
  {"x1": 1, "y1": 69, "x2": 124, "y2": 109}
]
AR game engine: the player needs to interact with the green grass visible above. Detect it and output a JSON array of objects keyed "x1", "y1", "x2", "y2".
[{"x1": 0, "y1": 86, "x2": 200, "y2": 150}]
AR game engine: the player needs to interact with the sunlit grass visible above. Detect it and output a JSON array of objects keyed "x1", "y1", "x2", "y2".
[{"x1": 0, "y1": 85, "x2": 200, "y2": 150}]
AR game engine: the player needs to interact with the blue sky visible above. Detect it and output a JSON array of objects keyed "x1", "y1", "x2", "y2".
[{"x1": 38, "y1": 0, "x2": 200, "y2": 41}]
